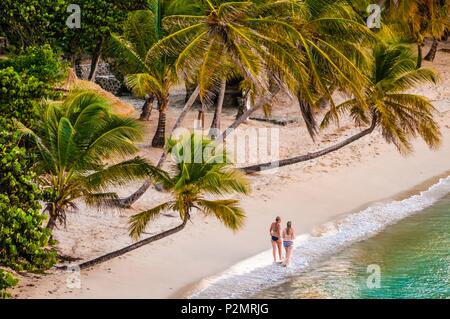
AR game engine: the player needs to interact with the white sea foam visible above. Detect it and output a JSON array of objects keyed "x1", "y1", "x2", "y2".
[{"x1": 190, "y1": 176, "x2": 450, "y2": 299}]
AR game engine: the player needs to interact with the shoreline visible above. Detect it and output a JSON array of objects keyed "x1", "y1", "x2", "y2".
[
  {"x1": 12, "y1": 44, "x2": 450, "y2": 299},
  {"x1": 173, "y1": 169, "x2": 450, "y2": 299},
  {"x1": 12, "y1": 126, "x2": 450, "y2": 298}
]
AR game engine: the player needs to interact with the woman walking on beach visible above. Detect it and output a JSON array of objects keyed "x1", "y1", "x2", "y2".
[
  {"x1": 282, "y1": 221, "x2": 295, "y2": 267},
  {"x1": 270, "y1": 216, "x2": 282, "y2": 262}
]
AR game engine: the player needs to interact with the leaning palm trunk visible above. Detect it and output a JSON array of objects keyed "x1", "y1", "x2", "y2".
[
  {"x1": 88, "y1": 38, "x2": 103, "y2": 81},
  {"x1": 60, "y1": 218, "x2": 188, "y2": 270},
  {"x1": 219, "y1": 87, "x2": 280, "y2": 141},
  {"x1": 158, "y1": 85, "x2": 201, "y2": 166},
  {"x1": 46, "y1": 215, "x2": 57, "y2": 230},
  {"x1": 118, "y1": 87, "x2": 200, "y2": 208},
  {"x1": 197, "y1": 102, "x2": 206, "y2": 130},
  {"x1": 242, "y1": 117, "x2": 377, "y2": 173},
  {"x1": 417, "y1": 42, "x2": 423, "y2": 69},
  {"x1": 171, "y1": 85, "x2": 201, "y2": 137},
  {"x1": 152, "y1": 97, "x2": 169, "y2": 148},
  {"x1": 424, "y1": 40, "x2": 439, "y2": 62},
  {"x1": 210, "y1": 80, "x2": 226, "y2": 135},
  {"x1": 140, "y1": 95, "x2": 155, "y2": 121}
]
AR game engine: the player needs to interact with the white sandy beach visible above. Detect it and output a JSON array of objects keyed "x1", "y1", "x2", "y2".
[{"x1": 12, "y1": 42, "x2": 450, "y2": 299}]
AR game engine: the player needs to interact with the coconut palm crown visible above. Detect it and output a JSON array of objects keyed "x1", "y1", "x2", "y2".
[
  {"x1": 129, "y1": 132, "x2": 251, "y2": 240},
  {"x1": 16, "y1": 90, "x2": 162, "y2": 229},
  {"x1": 322, "y1": 40, "x2": 441, "y2": 153}
]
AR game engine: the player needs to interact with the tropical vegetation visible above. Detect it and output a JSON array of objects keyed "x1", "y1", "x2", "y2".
[
  {"x1": 16, "y1": 90, "x2": 161, "y2": 229},
  {"x1": 0, "y1": 0, "x2": 448, "y2": 297},
  {"x1": 129, "y1": 133, "x2": 250, "y2": 239},
  {"x1": 243, "y1": 39, "x2": 441, "y2": 172},
  {"x1": 73, "y1": 133, "x2": 250, "y2": 269}
]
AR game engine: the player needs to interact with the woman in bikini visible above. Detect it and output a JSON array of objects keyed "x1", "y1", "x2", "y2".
[
  {"x1": 282, "y1": 221, "x2": 295, "y2": 267},
  {"x1": 269, "y1": 216, "x2": 283, "y2": 262}
]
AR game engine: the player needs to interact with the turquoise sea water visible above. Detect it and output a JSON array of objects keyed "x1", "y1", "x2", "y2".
[
  {"x1": 254, "y1": 195, "x2": 450, "y2": 299},
  {"x1": 192, "y1": 177, "x2": 450, "y2": 299}
]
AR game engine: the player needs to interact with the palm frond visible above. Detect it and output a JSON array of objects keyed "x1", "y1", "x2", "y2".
[
  {"x1": 129, "y1": 202, "x2": 174, "y2": 240},
  {"x1": 197, "y1": 199, "x2": 246, "y2": 231}
]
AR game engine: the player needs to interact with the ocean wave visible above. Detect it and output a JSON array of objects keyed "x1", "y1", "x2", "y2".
[{"x1": 190, "y1": 175, "x2": 450, "y2": 299}]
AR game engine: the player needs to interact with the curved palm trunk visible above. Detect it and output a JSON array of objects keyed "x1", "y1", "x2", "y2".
[
  {"x1": 185, "y1": 82, "x2": 200, "y2": 105},
  {"x1": 60, "y1": 218, "x2": 188, "y2": 270},
  {"x1": 46, "y1": 215, "x2": 57, "y2": 230},
  {"x1": 117, "y1": 87, "x2": 200, "y2": 208},
  {"x1": 236, "y1": 97, "x2": 246, "y2": 120},
  {"x1": 197, "y1": 102, "x2": 206, "y2": 130},
  {"x1": 417, "y1": 42, "x2": 423, "y2": 69},
  {"x1": 152, "y1": 96, "x2": 169, "y2": 148},
  {"x1": 88, "y1": 38, "x2": 103, "y2": 81},
  {"x1": 241, "y1": 117, "x2": 377, "y2": 174},
  {"x1": 139, "y1": 96, "x2": 154, "y2": 121},
  {"x1": 298, "y1": 94, "x2": 318, "y2": 139},
  {"x1": 210, "y1": 80, "x2": 226, "y2": 135},
  {"x1": 424, "y1": 40, "x2": 439, "y2": 62},
  {"x1": 45, "y1": 204, "x2": 57, "y2": 230},
  {"x1": 171, "y1": 85, "x2": 200, "y2": 135},
  {"x1": 158, "y1": 85, "x2": 201, "y2": 166}
]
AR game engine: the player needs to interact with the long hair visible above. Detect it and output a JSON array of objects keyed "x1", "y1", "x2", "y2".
[{"x1": 286, "y1": 221, "x2": 292, "y2": 236}]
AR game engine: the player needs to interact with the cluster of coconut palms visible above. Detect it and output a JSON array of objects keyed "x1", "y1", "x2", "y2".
[{"x1": 18, "y1": 0, "x2": 447, "y2": 267}]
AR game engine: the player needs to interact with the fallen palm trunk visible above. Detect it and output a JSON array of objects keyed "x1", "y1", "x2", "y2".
[
  {"x1": 249, "y1": 115, "x2": 299, "y2": 126},
  {"x1": 241, "y1": 117, "x2": 377, "y2": 174},
  {"x1": 57, "y1": 218, "x2": 188, "y2": 270}
]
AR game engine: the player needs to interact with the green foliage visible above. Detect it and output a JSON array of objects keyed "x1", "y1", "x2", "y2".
[
  {"x1": 322, "y1": 41, "x2": 441, "y2": 153},
  {"x1": 0, "y1": 45, "x2": 66, "y2": 84},
  {"x1": 0, "y1": 0, "x2": 148, "y2": 56},
  {"x1": 0, "y1": 119, "x2": 57, "y2": 273},
  {"x1": 0, "y1": 67, "x2": 43, "y2": 129},
  {"x1": 129, "y1": 133, "x2": 251, "y2": 240},
  {"x1": 0, "y1": 46, "x2": 65, "y2": 128},
  {"x1": 65, "y1": 0, "x2": 140, "y2": 56},
  {"x1": 0, "y1": 269, "x2": 18, "y2": 299},
  {"x1": 16, "y1": 90, "x2": 162, "y2": 229},
  {"x1": 0, "y1": 0, "x2": 67, "y2": 50},
  {"x1": 148, "y1": 0, "x2": 375, "y2": 136},
  {"x1": 0, "y1": 45, "x2": 63, "y2": 299}
]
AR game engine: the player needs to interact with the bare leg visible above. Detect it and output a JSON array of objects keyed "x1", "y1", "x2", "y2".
[
  {"x1": 271, "y1": 241, "x2": 277, "y2": 262},
  {"x1": 277, "y1": 240, "x2": 283, "y2": 261},
  {"x1": 286, "y1": 246, "x2": 293, "y2": 266}
]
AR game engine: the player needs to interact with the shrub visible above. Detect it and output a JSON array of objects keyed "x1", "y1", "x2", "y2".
[
  {"x1": 0, "y1": 119, "x2": 57, "y2": 273},
  {"x1": 0, "y1": 44, "x2": 66, "y2": 84},
  {"x1": 0, "y1": 269, "x2": 18, "y2": 299},
  {"x1": 0, "y1": 45, "x2": 65, "y2": 128}
]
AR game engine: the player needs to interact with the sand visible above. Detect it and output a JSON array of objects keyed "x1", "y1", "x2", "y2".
[{"x1": 11, "y1": 41, "x2": 450, "y2": 299}]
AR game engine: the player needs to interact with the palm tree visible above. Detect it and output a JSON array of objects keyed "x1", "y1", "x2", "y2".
[
  {"x1": 16, "y1": 90, "x2": 162, "y2": 229},
  {"x1": 423, "y1": 0, "x2": 449, "y2": 62},
  {"x1": 243, "y1": 41, "x2": 441, "y2": 173},
  {"x1": 110, "y1": 0, "x2": 204, "y2": 146},
  {"x1": 129, "y1": 133, "x2": 250, "y2": 239},
  {"x1": 118, "y1": 9, "x2": 158, "y2": 121},
  {"x1": 151, "y1": 0, "x2": 372, "y2": 134},
  {"x1": 253, "y1": 0, "x2": 375, "y2": 137},
  {"x1": 384, "y1": 0, "x2": 450, "y2": 67},
  {"x1": 74, "y1": 133, "x2": 250, "y2": 269},
  {"x1": 119, "y1": 0, "x2": 375, "y2": 206}
]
